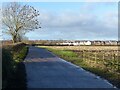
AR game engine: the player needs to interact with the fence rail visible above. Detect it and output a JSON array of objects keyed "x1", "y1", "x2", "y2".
[{"x1": 72, "y1": 50, "x2": 120, "y2": 73}]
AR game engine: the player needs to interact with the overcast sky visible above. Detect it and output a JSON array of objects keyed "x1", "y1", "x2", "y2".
[{"x1": 2, "y1": 1, "x2": 119, "y2": 40}]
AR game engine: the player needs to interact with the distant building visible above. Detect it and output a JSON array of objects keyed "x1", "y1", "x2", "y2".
[{"x1": 59, "y1": 40, "x2": 92, "y2": 46}]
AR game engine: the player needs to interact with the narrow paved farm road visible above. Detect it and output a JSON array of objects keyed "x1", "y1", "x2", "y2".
[{"x1": 24, "y1": 46, "x2": 115, "y2": 88}]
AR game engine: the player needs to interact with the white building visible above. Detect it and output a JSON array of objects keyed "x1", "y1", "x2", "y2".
[
  {"x1": 84, "y1": 41, "x2": 91, "y2": 45},
  {"x1": 60, "y1": 41, "x2": 92, "y2": 46}
]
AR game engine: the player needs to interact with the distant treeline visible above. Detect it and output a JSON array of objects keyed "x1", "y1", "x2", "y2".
[{"x1": 2, "y1": 40, "x2": 120, "y2": 46}]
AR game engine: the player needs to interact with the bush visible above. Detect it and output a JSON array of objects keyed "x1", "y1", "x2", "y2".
[
  {"x1": 12, "y1": 43, "x2": 26, "y2": 52},
  {"x1": 2, "y1": 42, "x2": 26, "y2": 52},
  {"x1": 13, "y1": 46, "x2": 28, "y2": 62}
]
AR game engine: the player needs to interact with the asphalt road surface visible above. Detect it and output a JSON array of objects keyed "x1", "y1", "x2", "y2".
[{"x1": 24, "y1": 46, "x2": 115, "y2": 88}]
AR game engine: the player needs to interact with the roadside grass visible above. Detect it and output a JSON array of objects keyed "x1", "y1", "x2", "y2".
[
  {"x1": 12, "y1": 46, "x2": 28, "y2": 88},
  {"x1": 2, "y1": 43, "x2": 28, "y2": 89},
  {"x1": 39, "y1": 46, "x2": 120, "y2": 89},
  {"x1": 13, "y1": 46, "x2": 29, "y2": 63}
]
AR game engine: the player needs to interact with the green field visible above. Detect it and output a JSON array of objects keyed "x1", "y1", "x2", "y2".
[{"x1": 39, "y1": 46, "x2": 120, "y2": 88}]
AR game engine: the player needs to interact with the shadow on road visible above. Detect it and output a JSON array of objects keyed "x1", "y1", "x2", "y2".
[{"x1": 25, "y1": 46, "x2": 56, "y2": 61}]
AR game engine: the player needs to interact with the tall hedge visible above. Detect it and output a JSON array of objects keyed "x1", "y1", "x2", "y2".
[
  {"x1": 2, "y1": 48, "x2": 15, "y2": 88},
  {"x1": 2, "y1": 42, "x2": 27, "y2": 89}
]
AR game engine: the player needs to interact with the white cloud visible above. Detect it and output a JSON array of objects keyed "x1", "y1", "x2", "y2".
[
  {"x1": 32, "y1": 7, "x2": 118, "y2": 40},
  {"x1": 102, "y1": 12, "x2": 118, "y2": 29},
  {"x1": 40, "y1": 11, "x2": 96, "y2": 28},
  {"x1": 39, "y1": 9, "x2": 117, "y2": 29}
]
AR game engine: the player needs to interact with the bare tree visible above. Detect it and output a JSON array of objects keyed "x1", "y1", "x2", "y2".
[
  {"x1": 2, "y1": 2, "x2": 41, "y2": 43},
  {"x1": 17, "y1": 31, "x2": 27, "y2": 42}
]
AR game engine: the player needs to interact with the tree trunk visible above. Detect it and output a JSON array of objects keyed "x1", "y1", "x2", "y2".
[
  {"x1": 17, "y1": 34, "x2": 22, "y2": 42},
  {"x1": 12, "y1": 35, "x2": 17, "y2": 43}
]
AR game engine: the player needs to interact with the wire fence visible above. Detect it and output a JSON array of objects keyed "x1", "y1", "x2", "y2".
[{"x1": 73, "y1": 50, "x2": 120, "y2": 73}]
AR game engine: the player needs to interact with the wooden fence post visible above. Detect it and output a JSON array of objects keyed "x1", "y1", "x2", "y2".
[{"x1": 95, "y1": 51, "x2": 97, "y2": 64}]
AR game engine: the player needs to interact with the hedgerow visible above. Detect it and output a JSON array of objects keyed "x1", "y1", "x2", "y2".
[{"x1": 2, "y1": 42, "x2": 28, "y2": 89}]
